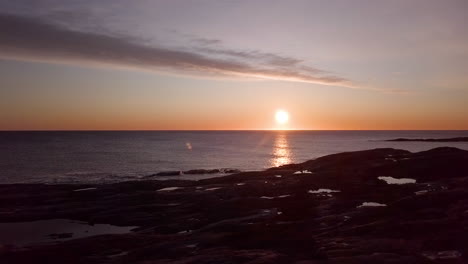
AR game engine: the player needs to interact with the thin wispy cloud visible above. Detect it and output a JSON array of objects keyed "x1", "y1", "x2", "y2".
[
  {"x1": 191, "y1": 37, "x2": 222, "y2": 46},
  {"x1": 0, "y1": 13, "x2": 358, "y2": 89},
  {"x1": 195, "y1": 46, "x2": 305, "y2": 68}
]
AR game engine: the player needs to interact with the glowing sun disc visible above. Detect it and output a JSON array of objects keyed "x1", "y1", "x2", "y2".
[{"x1": 275, "y1": 110, "x2": 289, "y2": 124}]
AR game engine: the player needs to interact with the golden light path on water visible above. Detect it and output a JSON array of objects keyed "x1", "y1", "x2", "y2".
[{"x1": 271, "y1": 132, "x2": 292, "y2": 167}]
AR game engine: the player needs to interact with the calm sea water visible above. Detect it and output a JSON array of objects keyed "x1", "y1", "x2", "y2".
[{"x1": 1, "y1": 131, "x2": 467, "y2": 184}]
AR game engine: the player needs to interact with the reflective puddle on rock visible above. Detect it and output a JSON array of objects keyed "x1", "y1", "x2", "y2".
[
  {"x1": 0, "y1": 219, "x2": 137, "y2": 247},
  {"x1": 378, "y1": 176, "x2": 416, "y2": 184},
  {"x1": 357, "y1": 202, "x2": 387, "y2": 208},
  {"x1": 157, "y1": 187, "x2": 183, "y2": 192},
  {"x1": 308, "y1": 189, "x2": 340, "y2": 194}
]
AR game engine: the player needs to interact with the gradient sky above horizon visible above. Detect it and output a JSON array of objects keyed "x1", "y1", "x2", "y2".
[{"x1": 0, "y1": 0, "x2": 467, "y2": 130}]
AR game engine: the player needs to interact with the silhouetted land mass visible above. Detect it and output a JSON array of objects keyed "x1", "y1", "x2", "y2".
[
  {"x1": 385, "y1": 137, "x2": 468, "y2": 142},
  {"x1": 1, "y1": 147, "x2": 468, "y2": 263}
]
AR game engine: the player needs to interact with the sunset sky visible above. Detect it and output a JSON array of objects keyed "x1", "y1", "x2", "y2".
[{"x1": 1, "y1": 0, "x2": 467, "y2": 130}]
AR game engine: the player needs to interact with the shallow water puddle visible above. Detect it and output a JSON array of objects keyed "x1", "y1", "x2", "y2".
[
  {"x1": 260, "y1": 194, "x2": 291, "y2": 200},
  {"x1": 357, "y1": 202, "x2": 387, "y2": 208},
  {"x1": 205, "y1": 187, "x2": 222, "y2": 191},
  {"x1": 415, "y1": 190, "x2": 429, "y2": 195},
  {"x1": 422, "y1": 250, "x2": 462, "y2": 260},
  {"x1": 293, "y1": 170, "x2": 313, "y2": 174},
  {"x1": 308, "y1": 189, "x2": 340, "y2": 194},
  {"x1": 0, "y1": 219, "x2": 137, "y2": 246},
  {"x1": 378, "y1": 176, "x2": 416, "y2": 184},
  {"x1": 157, "y1": 187, "x2": 183, "y2": 192}
]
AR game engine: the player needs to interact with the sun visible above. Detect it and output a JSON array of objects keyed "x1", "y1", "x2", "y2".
[{"x1": 275, "y1": 110, "x2": 289, "y2": 125}]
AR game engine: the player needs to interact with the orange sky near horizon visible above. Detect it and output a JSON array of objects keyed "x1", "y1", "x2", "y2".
[
  {"x1": 2, "y1": 96, "x2": 467, "y2": 131},
  {"x1": 1, "y1": 1, "x2": 468, "y2": 131}
]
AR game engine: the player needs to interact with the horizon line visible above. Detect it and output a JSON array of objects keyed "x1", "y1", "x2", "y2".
[{"x1": 1, "y1": 129, "x2": 468, "y2": 132}]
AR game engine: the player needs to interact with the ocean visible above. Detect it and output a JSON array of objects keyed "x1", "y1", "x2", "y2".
[{"x1": 1, "y1": 130, "x2": 467, "y2": 184}]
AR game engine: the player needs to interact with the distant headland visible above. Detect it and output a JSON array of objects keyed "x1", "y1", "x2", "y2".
[{"x1": 385, "y1": 137, "x2": 468, "y2": 142}]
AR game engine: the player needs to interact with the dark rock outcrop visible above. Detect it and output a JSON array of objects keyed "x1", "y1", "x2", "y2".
[
  {"x1": 184, "y1": 169, "x2": 221, "y2": 174},
  {"x1": 1, "y1": 147, "x2": 468, "y2": 263},
  {"x1": 154, "y1": 170, "x2": 182, "y2": 176}
]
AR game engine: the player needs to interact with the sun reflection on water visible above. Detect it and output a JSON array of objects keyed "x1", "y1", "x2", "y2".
[{"x1": 271, "y1": 132, "x2": 292, "y2": 167}]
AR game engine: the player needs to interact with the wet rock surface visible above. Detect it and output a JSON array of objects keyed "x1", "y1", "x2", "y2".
[{"x1": 1, "y1": 147, "x2": 468, "y2": 263}]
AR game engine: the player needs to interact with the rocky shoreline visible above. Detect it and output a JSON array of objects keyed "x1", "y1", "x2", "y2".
[
  {"x1": 146, "y1": 168, "x2": 241, "y2": 177},
  {"x1": 1, "y1": 147, "x2": 468, "y2": 263}
]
